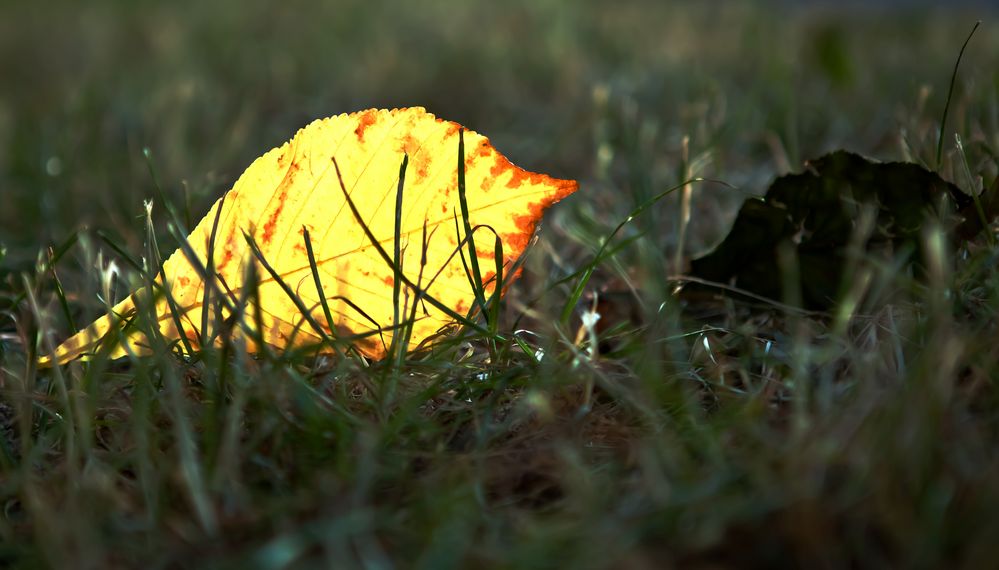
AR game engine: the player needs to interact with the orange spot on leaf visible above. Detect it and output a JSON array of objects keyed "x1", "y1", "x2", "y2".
[
  {"x1": 355, "y1": 109, "x2": 378, "y2": 143},
  {"x1": 489, "y1": 157, "x2": 507, "y2": 179},
  {"x1": 217, "y1": 234, "x2": 236, "y2": 272},
  {"x1": 261, "y1": 162, "x2": 300, "y2": 246},
  {"x1": 501, "y1": 179, "x2": 577, "y2": 255},
  {"x1": 401, "y1": 135, "x2": 431, "y2": 183}
]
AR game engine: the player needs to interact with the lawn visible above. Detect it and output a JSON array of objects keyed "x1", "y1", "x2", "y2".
[{"x1": 2, "y1": 1, "x2": 999, "y2": 567}]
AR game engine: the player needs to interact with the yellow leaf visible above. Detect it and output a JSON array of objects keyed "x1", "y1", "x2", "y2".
[{"x1": 43, "y1": 107, "x2": 578, "y2": 364}]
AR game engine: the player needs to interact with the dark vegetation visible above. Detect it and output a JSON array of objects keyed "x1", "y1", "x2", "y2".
[{"x1": 2, "y1": 1, "x2": 999, "y2": 567}]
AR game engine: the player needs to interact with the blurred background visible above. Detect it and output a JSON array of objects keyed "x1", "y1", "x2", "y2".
[{"x1": 1, "y1": 0, "x2": 996, "y2": 267}]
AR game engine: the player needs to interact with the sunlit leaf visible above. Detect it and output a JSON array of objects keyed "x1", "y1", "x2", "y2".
[{"x1": 45, "y1": 107, "x2": 578, "y2": 364}]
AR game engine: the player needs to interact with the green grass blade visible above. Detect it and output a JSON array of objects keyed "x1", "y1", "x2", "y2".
[
  {"x1": 559, "y1": 177, "x2": 711, "y2": 324},
  {"x1": 302, "y1": 227, "x2": 346, "y2": 359},
  {"x1": 390, "y1": 155, "x2": 408, "y2": 360},
  {"x1": 201, "y1": 192, "x2": 227, "y2": 348},
  {"x1": 329, "y1": 156, "x2": 493, "y2": 339},
  {"x1": 455, "y1": 129, "x2": 489, "y2": 322},
  {"x1": 96, "y1": 229, "x2": 145, "y2": 273},
  {"x1": 936, "y1": 21, "x2": 981, "y2": 167},
  {"x1": 47, "y1": 262, "x2": 76, "y2": 335},
  {"x1": 155, "y1": 223, "x2": 196, "y2": 358},
  {"x1": 242, "y1": 231, "x2": 345, "y2": 349}
]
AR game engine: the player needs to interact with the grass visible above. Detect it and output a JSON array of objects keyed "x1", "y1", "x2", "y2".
[{"x1": 2, "y1": 0, "x2": 999, "y2": 567}]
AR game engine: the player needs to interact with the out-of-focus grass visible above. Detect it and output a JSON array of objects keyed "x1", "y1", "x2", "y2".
[
  {"x1": 3, "y1": 0, "x2": 995, "y2": 256},
  {"x1": 2, "y1": 0, "x2": 999, "y2": 567}
]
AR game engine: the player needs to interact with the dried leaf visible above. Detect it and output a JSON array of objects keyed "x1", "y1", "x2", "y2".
[{"x1": 690, "y1": 150, "x2": 976, "y2": 309}]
